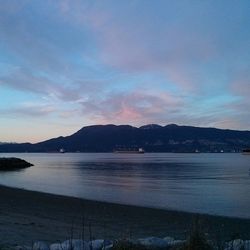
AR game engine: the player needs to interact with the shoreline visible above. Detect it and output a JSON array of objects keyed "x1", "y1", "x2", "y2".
[
  {"x1": 1, "y1": 184, "x2": 249, "y2": 221},
  {"x1": 0, "y1": 185, "x2": 250, "y2": 246}
]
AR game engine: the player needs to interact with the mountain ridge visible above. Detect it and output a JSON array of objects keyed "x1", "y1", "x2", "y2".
[{"x1": 1, "y1": 124, "x2": 250, "y2": 153}]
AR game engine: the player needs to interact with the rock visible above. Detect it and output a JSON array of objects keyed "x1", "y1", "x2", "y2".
[
  {"x1": 89, "y1": 239, "x2": 113, "y2": 250},
  {"x1": 225, "y1": 239, "x2": 244, "y2": 250},
  {"x1": 33, "y1": 242, "x2": 49, "y2": 250},
  {"x1": 89, "y1": 240, "x2": 104, "y2": 250},
  {"x1": 102, "y1": 244, "x2": 113, "y2": 250},
  {"x1": 168, "y1": 240, "x2": 186, "y2": 247},
  {"x1": 163, "y1": 237, "x2": 185, "y2": 247},
  {"x1": 50, "y1": 240, "x2": 88, "y2": 250},
  {"x1": 137, "y1": 237, "x2": 169, "y2": 248},
  {"x1": 163, "y1": 237, "x2": 175, "y2": 243},
  {"x1": 61, "y1": 240, "x2": 89, "y2": 250},
  {"x1": 0, "y1": 157, "x2": 33, "y2": 170},
  {"x1": 50, "y1": 243, "x2": 62, "y2": 250},
  {"x1": 244, "y1": 240, "x2": 250, "y2": 250},
  {"x1": 234, "y1": 239, "x2": 244, "y2": 250}
]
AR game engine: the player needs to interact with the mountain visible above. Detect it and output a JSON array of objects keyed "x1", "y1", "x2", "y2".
[
  {"x1": 0, "y1": 124, "x2": 250, "y2": 153},
  {"x1": 139, "y1": 124, "x2": 163, "y2": 129}
]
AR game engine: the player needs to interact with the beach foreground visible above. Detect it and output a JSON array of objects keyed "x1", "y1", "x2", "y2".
[{"x1": 0, "y1": 185, "x2": 250, "y2": 247}]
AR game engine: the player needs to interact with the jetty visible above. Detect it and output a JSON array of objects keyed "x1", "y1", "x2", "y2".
[{"x1": 0, "y1": 157, "x2": 33, "y2": 170}]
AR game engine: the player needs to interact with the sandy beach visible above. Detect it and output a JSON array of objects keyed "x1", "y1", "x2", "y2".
[{"x1": 0, "y1": 185, "x2": 250, "y2": 246}]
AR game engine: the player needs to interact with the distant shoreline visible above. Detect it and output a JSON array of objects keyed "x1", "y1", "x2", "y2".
[
  {"x1": 0, "y1": 124, "x2": 249, "y2": 153},
  {"x1": 0, "y1": 184, "x2": 250, "y2": 246},
  {"x1": 0, "y1": 151, "x2": 242, "y2": 152}
]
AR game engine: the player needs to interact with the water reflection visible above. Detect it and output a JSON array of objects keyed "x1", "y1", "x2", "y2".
[{"x1": 0, "y1": 153, "x2": 249, "y2": 218}]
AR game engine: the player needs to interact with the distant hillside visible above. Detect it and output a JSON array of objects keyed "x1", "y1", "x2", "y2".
[
  {"x1": 0, "y1": 142, "x2": 15, "y2": 145},
  {"x1": 0, "y1": 124, "x2": 250, "y2": 153}
]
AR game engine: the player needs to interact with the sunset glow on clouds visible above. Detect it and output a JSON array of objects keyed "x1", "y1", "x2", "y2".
[{"x1": 0, "y1": 0, "x2": 250, "y2": 142}]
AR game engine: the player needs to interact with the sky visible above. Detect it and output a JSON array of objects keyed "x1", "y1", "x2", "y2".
[{"x1": 0, "y1": 0, "x2": 250, "y2": 143}]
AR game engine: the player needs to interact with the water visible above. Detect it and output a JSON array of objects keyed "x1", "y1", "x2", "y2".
[{"x1": 0, "y1": 153, "x2": 249, "y2": 218}]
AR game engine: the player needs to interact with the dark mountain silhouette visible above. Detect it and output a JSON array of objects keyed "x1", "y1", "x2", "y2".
[{"x1": 0, "y1": 124, "x2": 250, "y2": 152}]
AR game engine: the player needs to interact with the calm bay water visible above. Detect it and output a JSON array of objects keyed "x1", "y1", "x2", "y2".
[{"x1": 0, "y1": 153, "x2": 249, "y2": 218}]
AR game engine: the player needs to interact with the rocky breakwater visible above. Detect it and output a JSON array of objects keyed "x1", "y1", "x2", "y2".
[
  {"x1": 0, "y1": 157, "x2": 33, "y2": 171},
  {"x1": 16, "y1": 237, "x2": 250, "y2": 250}
]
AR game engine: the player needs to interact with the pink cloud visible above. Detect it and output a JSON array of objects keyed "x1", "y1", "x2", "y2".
[{"x1": 80, "y1": 89, "x2": 183, "y2": 125}]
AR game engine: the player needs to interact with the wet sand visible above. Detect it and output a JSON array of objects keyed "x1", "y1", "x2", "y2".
[{"x1": 0, "y1": 185, "x2": 250, "y2": 246}]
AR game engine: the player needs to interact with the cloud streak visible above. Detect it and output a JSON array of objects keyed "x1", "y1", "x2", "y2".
[
  {"x1": 0, "y1": 103, "x2": 56, "y2": 117},
  {"x1": 0, "y1": 0, "x2": 250, "y2": 142},
  {"x1": 0, "y1": 67, "x2": 82, "y2": 101},
  {"x1": 80, "y1": 90, "x2": 185, "y2": 125}
]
